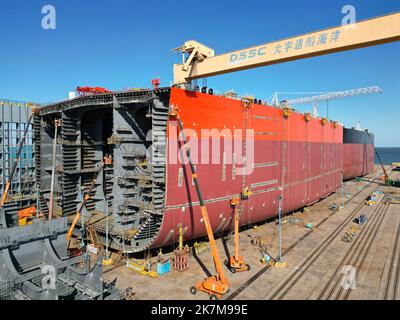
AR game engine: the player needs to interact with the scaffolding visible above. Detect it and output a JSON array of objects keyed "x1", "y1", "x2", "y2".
[{"x1": 0, "y1": 100, "x2": 35, "y2": 207}]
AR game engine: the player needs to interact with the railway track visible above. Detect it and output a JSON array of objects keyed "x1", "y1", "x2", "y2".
[
  {"x1": 317, "y1": 200, "x2": 389, "y2": 300},
  {"x1": 107, "y1": 170, "x2": 392, "y2": 298},
  {"x1": 104, "y1": 194, "x2": 370, "y2": 281},
  {"x1": 383, "y1": 217, "x2": 400, "y2": 300},
  {"x1": 266, "y1": 185, "x2": 384, "y2": 300},
  {"x1": 225, "y1": 176, "x2": 381, "y2": 300}
]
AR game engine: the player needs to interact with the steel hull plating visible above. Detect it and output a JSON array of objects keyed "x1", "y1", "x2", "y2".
[
  {"x1": 151, "y1": 88, "x2": 343, "y2": 247},
  {"x1": 343, "y1": 144, "x2": 375, "y2": 180},
  {"x1": 343, "y1": 128, "x2": 375, "y2": 180},
  {"x1": 36, "y1": 88, "x2": 375, "y2": 252}
]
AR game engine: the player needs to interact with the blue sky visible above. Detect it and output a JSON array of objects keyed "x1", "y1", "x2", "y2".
[{"x1": 0, "y1": 0, "x2": 399, "y2": 146}]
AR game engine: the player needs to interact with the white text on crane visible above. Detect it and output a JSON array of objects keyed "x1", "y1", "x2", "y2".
[{"x1": 229, "y1": 47, "x2": 266, "y2": 64}]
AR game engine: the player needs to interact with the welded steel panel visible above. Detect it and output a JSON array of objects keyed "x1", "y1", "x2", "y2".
[
  {"x1": 151, "y1": 88, "x2": 343, "y2": 247},
  {"x1": 343, "y1": 128, "x2": 375, "y2": 180}
]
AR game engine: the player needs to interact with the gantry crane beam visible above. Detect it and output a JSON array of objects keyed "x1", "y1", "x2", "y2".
[{"x1": 173, "y1": 12, "x2": 400, "y2": 84}]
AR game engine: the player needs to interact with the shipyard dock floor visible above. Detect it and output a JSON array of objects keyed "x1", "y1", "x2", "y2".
[{"x1": 103, "y1": 166, "x2": 400, "y2": 300}]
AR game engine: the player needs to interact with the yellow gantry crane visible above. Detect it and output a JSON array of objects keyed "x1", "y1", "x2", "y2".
[
  {"x1": 170, "y1": 12, "x2": 400, "y2": 299},
  {"x1": 172, "y1": 12, "x2": 400, "y2": 85}
]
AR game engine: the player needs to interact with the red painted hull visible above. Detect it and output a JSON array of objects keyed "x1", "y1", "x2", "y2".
[
  {"x1": 151, "y1": 88, "x2": 344, "y2": 247},
  {"x1": 343, "y1": 143, "x2": 375, "y2": 180},
  {"x1": 36, "y1": 87, "x2": 376, "y2": 252}
]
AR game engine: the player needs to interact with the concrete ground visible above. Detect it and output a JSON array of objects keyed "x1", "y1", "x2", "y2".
[{"x1": 103, "y1": 166, "x2": 399, "y2": 300}]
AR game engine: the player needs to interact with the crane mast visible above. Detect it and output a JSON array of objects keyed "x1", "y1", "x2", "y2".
[{"x1": 173, "y1": 12, "x2": 400, "y2": 85}]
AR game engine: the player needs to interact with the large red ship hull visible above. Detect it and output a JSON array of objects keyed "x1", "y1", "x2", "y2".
[
  {"x1": 36, "y1": 87, "x2": 375, "y2": 252},
  {"x1": 151, "y1": 88, "x2": 344, "y2": 247},
  {"x1": 343, "y1": 144, "x2": 375, "y2": 180},
  {"x1": 342, "y1": 128, "x2": 375, "y2": 180}
]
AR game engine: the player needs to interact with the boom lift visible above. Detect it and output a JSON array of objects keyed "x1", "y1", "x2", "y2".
[
  {"x1": 167, "y1": 12, "x2": 400, "y2": 298},
  {"x1": 66, "y1": 161, "x2": 105, "y2": 241},
  {"x1": 169, "y1": 107, "x2": 229, "y2": 300},
  {"x1": 227, "y1": 197, "x2": 250, "y2": 273},
  {"x1": 0, "y1": 106, "x2": 39, "y2": 207}
]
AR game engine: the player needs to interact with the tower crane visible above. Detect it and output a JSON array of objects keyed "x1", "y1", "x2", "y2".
[{"x1": 279, "y1": 86, "x2": 383, "y2": 117}]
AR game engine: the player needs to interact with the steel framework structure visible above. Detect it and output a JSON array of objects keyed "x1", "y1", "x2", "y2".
[
  {"x1": 279, "y1": 86, "x2": 383, "y2": 118},
  {"x1": 0, "y1": 100, "x2": 35, "y2": 206},
  {"x1": 285, "y1": 86, "x2": 383, "y2": 105}
]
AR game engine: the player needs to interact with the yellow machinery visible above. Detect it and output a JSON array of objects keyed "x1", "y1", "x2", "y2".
[
  {"x1": 103, "y1": 258, "x2": 114, "y2": 267},
  {"x1": 227, "y1": 197, "x2": 250, "y2": 273},
  {"x1": 126, "y1": 259, "x2": 158, "y2": 278},
  {"x1": 17, "y1": 206, "x2": 37, "y2": 226},
  {"x1": 66, "y1": 161, "x2": 105, "y2": 241},
  {"x1": 170, "y1": 108, "x2": 229, "y2": 300},
  {"x1": 173, "y1": 13, "x2": 400, "y2": 85},
  {"x1": 193, "y1": 241, "x2": 209, "y2": 255}
]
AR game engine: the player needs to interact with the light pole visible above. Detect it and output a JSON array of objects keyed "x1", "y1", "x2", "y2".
[
  {"x1": 341, "y1": 171, "x2": 345, "y2": 209},
  {"x1": 278, "y1": 195, "x2": 283, "y2": 262}
]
